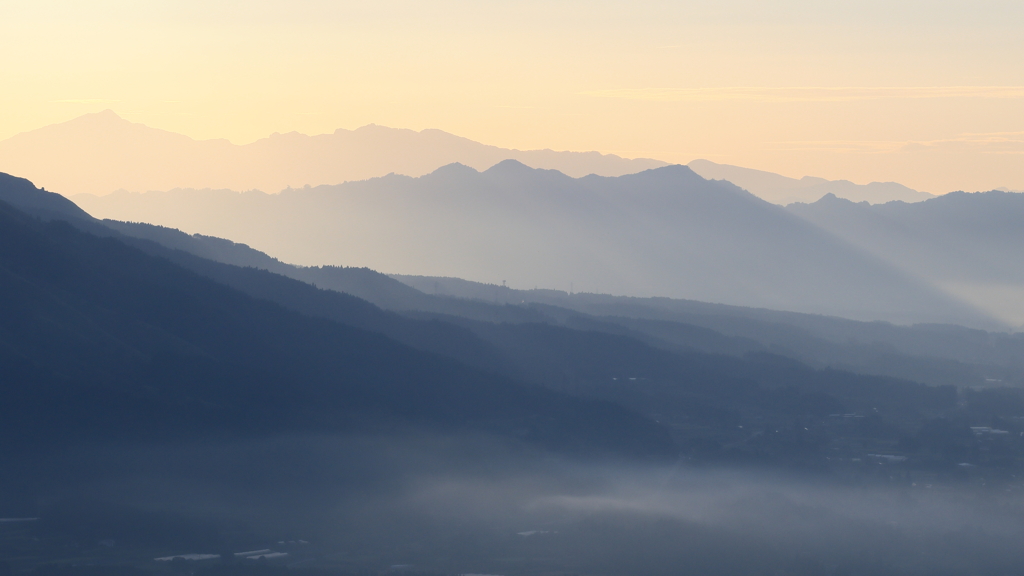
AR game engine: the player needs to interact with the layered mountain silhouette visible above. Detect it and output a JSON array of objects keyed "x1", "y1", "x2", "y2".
[
  {"x1": 1, "y1": 111, "x2": 946, "y2": 208},
  {"x1": 0, "y1": 173, "x2": 677, "y2": 457},
  {"x1": 688, "y1": 159, "x2": 934, "y2": 205},
  {"x1": 5, "y1": 173, "x2": 1024, "y2": 576},
  {"x1": 73, "y1": 161, "x2": 995, "y2": 327},
  {"x1": 0, "y1": 110, "x2": 666, "y2": 196},
  {"x1": 3, "y1": 169, "x2": 981, "y2": 467},
  {"x1": 49, "y1": 207, "x2": 1024, "y2": 390},
  {"x1": 789, "y1": 192, "x2": 1024, "y2": 327}
]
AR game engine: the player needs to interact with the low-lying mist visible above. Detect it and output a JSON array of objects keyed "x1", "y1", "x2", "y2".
[{"x1": 6, "y1": 433, "x2": 1024, "y2": 576}]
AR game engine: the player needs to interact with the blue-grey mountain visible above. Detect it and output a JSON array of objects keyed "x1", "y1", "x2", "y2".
[
  {"x1": 789, "y1": 191, "x2": 1024, "y2": 327},
  {"x1": 688, "y1": 159, "x2": 934, "y2": 205},
  {"x1": 73, "y1": 161, "x2": 994, "y2": 328}
]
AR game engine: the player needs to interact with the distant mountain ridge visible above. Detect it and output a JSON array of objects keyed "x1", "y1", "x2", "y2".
[
  {"x1": 72, "y1": 160, "x2": 997, "y2": 328},
  {"x1": 0, "y1": 111, "x2": 943, "y2": 206},
  {"x1": 789, "y1": 191, "x2": 1024, "y2": 327},
  {"x1": 0, "y1": 110, "x2": 667, "y2": 196},
  {"x1": 688, "y1": 159, "x2": 934, "y2": 205}
]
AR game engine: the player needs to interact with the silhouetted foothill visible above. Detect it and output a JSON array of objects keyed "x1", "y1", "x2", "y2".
[{"x1": 0, "y1": 187, "x2": 673, "y2": 459}]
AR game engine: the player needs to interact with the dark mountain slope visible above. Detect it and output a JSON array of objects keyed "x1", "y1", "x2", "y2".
[
  {"x1": 98, "y1": 217, "x2": 966, "y2": 418},
  {"x1": 0, "y1": 172, "x2": 92, "y2": 221},
  {"x1": 100, "y1": 220, "x2": 545, "y2": 322},
  {"x1": 402, "y1": 312, "x2": 957, "y2": 419},
  {"x1": 113, "y1": 237, "x2": 516, "y2": 377},
  {"x1": 97, "y1": 223, "x2": 968, "y2": 463},
  {"x1": 0, "y1": 171, "x2": 542, "y2": 367},
  {"x1": 0, "y1": 199, "x2": 674, "y2": 457},
  {"x1": 97, "y1": 222, "x2": 966, "y2": 446}
]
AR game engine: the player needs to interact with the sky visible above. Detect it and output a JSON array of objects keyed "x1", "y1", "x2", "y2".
[{"x1": 2, "y1": 0, "x2": 1023, "y2": 193}]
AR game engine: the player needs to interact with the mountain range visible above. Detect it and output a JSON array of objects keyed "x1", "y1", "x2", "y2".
[
  {"x1": 71, "y1": 160, "x2": 995, "y2": 328},
  {"x1": 0, "y1": 110, "x2": 665, "y2": 196},
  {"x1": 790, "y1": 192, "x2": 1024, "y2": 327},
  {"x1": 687, "y1": 159, "x2": 935, "y2": 205},
  {"x1": 13, "y1": 165, "x2": 1013, "y2": 386},
  {"x1": 2, "y1": 111, "x2": 939, "y2": 206}
]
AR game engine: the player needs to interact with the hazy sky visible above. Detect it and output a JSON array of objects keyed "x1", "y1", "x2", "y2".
[{"x1": 2, "y1": 0, "x2": 1023, "y2": 192}]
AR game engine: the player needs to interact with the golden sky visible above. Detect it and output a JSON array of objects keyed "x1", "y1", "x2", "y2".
[{"x1": 2, "y1": 0, "x2": 1023, "y2": 192}]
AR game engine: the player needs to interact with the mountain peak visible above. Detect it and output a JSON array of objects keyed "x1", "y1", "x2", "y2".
[
  {"x1": 811, "y1": 192, "x2": 860, "y2": 206},
  {"x1": 482, "y1": 159, "x2": 579, "y2": 186},
  {"x1": 619, "y1": 163, "x2": 702, "y2": 186},
  {"x1": 426, "y1": 162, "x2": 479, "y2": 179},
  {"x1": 649, "y1": 163, "x2": 698, "y2": 176},
  {"x1": 76, "y1": 109, "x2": 128, "y2": 124},
  {"x1": 484, "y1": 158, "x2": 533, "y2": 174},
  {"x1": 821, "y1": 192, "x2": 873, "y2": 206}
]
